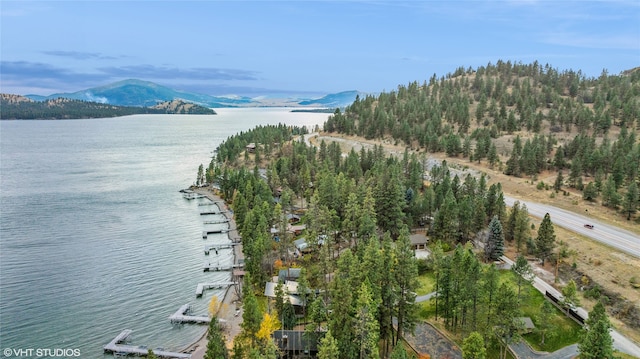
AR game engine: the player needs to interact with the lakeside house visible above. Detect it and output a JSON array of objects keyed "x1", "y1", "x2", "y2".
[
  {"x1": 278, "y1": 268, "x2": 302, "y2": 282},
  {"x1": 264, "y1": 281, "x2": 304, "y2": 306},
  {"x1": 272, "y1": 330, "x2": 324, "y2": 358},
  {"x1": 410, "y1": 233, "x2": 429, "y2": 250}
]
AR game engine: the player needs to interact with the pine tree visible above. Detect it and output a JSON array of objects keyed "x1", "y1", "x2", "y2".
[
  {"x1": 579, "y1": 301, "x2": 615, "y2": 359},
  {"x1": 240, "y1": 274, "x2": 262, "y2": 346},
  {"x1": 536, "y1": 301, "x2": 555, "y2": 346},
  {"x1": 354, "y1": 281, "x2": 380, "y2": 359},
  {"x1": 583, "y1": 181, "x2": 598, "y2": 202},
  {"x1": 602, "y1": 176, "x2": 621, "y2": 208},
  {"x1": 553, "y1": 171, "x2": 564, "y2": 192},
  {"x1": 204, "y1": 318, "x2": 229, "y2": 359},
  {"x1": 485, "y1": 215, "x2": 505, "y2": 261},
  {"x1": 561, "y1": 280, "x2": 580, "y2": 313},
  {"x1": 393, "y1": 228, "x2": 419, "y2": 345},
  {"x1": 317, "y1": 330, "x2": 339, "y2": 359},
  {"x1": 514, "y1": 203, "x2": 530, "y2": 254},
  {"x1": 462, "y1": 331, "x2": 486, "y2": 359},
  {"x1": 511, "y1": 255, "x2": 533, "y2": 302},
  {"x1": 505, "y1": 201, "x2": 520, "y2": 243},
  {"x1": 535, "y1": 213, "x2": 556, "y2": 265},
  {"x1": 623, "y1": 181, "x2": 639, "y2": 220},
  {"x1": 433, "y1": 189, "x2": 458, "y2": 244}
]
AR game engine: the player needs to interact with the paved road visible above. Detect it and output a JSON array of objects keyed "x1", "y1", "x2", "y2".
[
  {"x1": 503, "y1": 196, "x2": 640, "y2": 258},
  {"x1": 416, "y1": 292, "x2": 437, "y2": 303},
  {"x1": 509, "y1": 341, "x2": 579, "y2": 359},
  {"x1": 501, "y1": 256, "x2": 640, "y2": 358}
]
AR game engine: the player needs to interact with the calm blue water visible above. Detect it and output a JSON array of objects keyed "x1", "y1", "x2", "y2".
[{"x1": 0, "y1": 109, "x2": 328, "y2": 358}]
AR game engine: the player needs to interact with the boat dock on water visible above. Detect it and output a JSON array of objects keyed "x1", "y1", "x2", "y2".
[
  {"x1": 195, "y1": 282, "x2": 237, "y2": 297},
  {"x1": 181, "y1": 190, "x2": 205, "y2": 200},
  {"x1": 204, "y1": 243, "x2": 238, "y2": 255},
  {"x1": 199, "y1": 209, "x2": 228, "y2": 215},
  {"x1": 203, "y1": 262, "x2": 244, "y2": 272},
  {"x1": 202, "y1": 228, "x2": 229, "y2": 239},
  {"x1": 168, "y1": 304, "x2": 210, "y2": 324},
  {"x1": 198, "y1": 200, "x2": 226, "y2": 207},
  {"x1": 203, "y1": 218, "x2": 230, "y2": 225},
  {"x1": 104, "y1": 330, "x2": 191, "y2": 358}
]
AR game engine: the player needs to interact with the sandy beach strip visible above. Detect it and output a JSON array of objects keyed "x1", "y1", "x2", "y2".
[{"x1": 182, "y1": 187, "x2": 244, "y2": 359}]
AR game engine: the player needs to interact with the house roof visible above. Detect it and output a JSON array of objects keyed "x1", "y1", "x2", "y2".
[
  {"x1": 410, "y1": 233, "x2": 428, "y2": 245},
  {"x1": 287, "y1": 224, "x2": 306, "y2": 233},
  {"x1": 264, "y1": 281, "x2": 304, "y2": 306},
  {"x1": 286, "y1": 213, "x2": 301, "y2": 221},
  {"x1": 515, "y1": 317, "x2": 536, "y2": 330},
  {"x1": 278, "y1": 268, "x2": 302, "y2": 280},
  {"x1": 293, "y1": 238, "x2": 308, "y2": 251},
  {"x1": 272, "y1": 330, "x2": 324, "y2": 352}
]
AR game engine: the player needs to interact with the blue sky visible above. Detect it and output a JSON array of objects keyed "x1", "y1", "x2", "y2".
[{"x1": 1, "y1": 1, "x2": 639, "y2": 97}]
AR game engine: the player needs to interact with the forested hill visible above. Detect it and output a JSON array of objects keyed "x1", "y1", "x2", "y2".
[
  {"x1": 0, "y1": 94, "x2": 216, "y2": 119},
  {"x1": 324, "y1": 61, "x2": 640, "y2": 218}
]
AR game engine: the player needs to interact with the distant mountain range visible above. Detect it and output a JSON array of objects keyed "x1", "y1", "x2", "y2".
[{"x1": 25, "y1": 79, "x2": 362, "y2": 109}]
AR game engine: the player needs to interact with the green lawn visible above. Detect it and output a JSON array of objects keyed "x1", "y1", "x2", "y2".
[
  {"x1": 416, "y1": 272, "x2": 436, "y2": 295},
  {"x1": 416, "y1": 269, "x2": 583, "y2": 353}
]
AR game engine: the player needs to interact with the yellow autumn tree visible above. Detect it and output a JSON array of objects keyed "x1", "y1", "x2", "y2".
[
  {"x1": 208, "y1": 295, "x2": 229, "y2": 318},
  {"x1": 256, "y1": 311, "x2": 281, "y2": 342}
]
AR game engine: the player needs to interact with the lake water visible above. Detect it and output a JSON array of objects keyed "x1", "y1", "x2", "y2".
[{"x1": 0, "y1": 108, "x2": 329, "y2": 358}]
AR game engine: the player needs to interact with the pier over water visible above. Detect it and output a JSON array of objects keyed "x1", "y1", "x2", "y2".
[{"x1": 104, "y1": 330, "x2": 191, "y2": 358}]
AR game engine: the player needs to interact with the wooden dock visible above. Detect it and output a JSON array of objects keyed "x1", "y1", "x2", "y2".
[
  {"x1": 199, "y1": 210, "x2": 228, "y2": 215},
  {"x1": 204, "y1": 243, "x2": 237, "y2": 255},
  {"x1": 198, "y1": 201, "x2": 225, "y2": 206},
  {"x1": 203, "y1": 219, "x2": 230, "y2": 225},
  {"x1": 103, "y1": 330, "x2": 191, "y2": 358},
  {"x1": 196, "y1": 282, "x2": 237, "y2": 297},
  {"x1": 169, "y1": 304, "x2": 210, "y2": 324},
  {"x1": 203, "y1": 262, "x2": 244, "y2": 272},
  {"x1": 202, "y1": 228, "x2": 229, "y2": 238}
]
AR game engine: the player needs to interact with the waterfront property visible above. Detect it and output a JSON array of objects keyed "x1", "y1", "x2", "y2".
[{"x1": 272, "y1": 330, "x2": 324, "y2": 358}]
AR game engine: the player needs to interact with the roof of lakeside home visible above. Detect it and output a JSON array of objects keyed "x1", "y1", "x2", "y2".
[
  {"x1": 273, "y1": 330, "x2": 325, "y2": 352},
  {"x1": 264, "y1": 281, "x2": 304, "y2": 306}
]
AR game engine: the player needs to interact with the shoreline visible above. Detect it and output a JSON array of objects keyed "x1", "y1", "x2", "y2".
[{"x1": 181, "y1": 186, "x2": 244, "y2": 359}]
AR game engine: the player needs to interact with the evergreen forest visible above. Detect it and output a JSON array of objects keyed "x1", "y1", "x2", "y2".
[
  {"x1": 325, "y1": 61, "x2": 639, "y2": 221},
  {"x1": 198, "y1": 61, "x2": 638, "y2": 359},
  {"x1": 0, "y1": 94, "x2": 216, "y2": 119}
]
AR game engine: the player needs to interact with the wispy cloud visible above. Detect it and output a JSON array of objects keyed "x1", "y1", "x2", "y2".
[
  {"x1": 0, "y1": 60, "x2": 263, "y2": 95},
  {"x1": 42, "y1": 51, "x2": 121, "y2": 60},
  {"x1": 98, "y1": 64, "x2": 260, "y2": 81},
  {"x1": 0, "y1": 61, "x2": 110, "y2": 94},
  {"x1": 0, "y1": 61, "x2": 107, "y2": 83}
]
